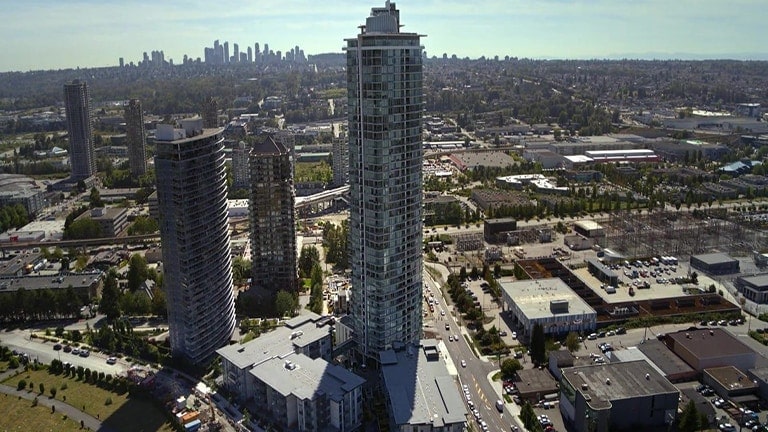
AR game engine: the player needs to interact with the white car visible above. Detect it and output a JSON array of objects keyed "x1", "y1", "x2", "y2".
[
  {"x1": 461, "y1": 360, "x2": 467, "y2": 368},
  {"x1": 440, "y1": 310, "x2": 445, "y2": 316},
  {"x1": 511, "y1": 331, "x2": 517, "y2": 340},
  {"x1": 106, "y1": 357, "x2": 117, "y2": 365}
]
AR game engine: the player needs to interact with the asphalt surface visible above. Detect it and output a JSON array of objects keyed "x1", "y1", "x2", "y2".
[{"x1": 424, "y1": 269, "x2": 522, "y2": 432}]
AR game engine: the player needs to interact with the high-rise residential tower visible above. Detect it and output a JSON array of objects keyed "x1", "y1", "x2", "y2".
[
  {"x1": 154, "y1": 118, "x2": 236, "y2": 365},
  {"x1": 124, "y1": 99, "x2": 147, "y2": 178},
  {"x1": 346, "y1": 2, "x2": 425, "y2": 359},
  {"x1": 64, "y1": 80, "x2": 96, "y2": 180},
  {"x1": 202, "y1": 97, "x2": 218, "y2": 128},
  {"x1": 248, "y1": 136, "x2": 298, "y2": 303}
]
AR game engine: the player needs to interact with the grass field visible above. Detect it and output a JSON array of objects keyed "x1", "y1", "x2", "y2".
[
  {"x1": 3, "y1": 368, "x2": 175, "y2": 432},
  {"x1": 0, "y1": 394, "x2": 83, "y2": 432}
]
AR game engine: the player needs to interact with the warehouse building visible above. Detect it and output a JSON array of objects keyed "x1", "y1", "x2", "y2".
[
  {"x1": 702, "y1": 366, "x2": 759, "y2": 407},
  {"x1": 573, "y1": 220, "x2": 605, "y2": 238},
  {"x1": 664, "y1": 328, "x2": 757, "y2": 372},
  {"x1": 559, "y1": 360, "x2": 679, "y2": 432},
  {"x1": 690, "y1": 252, "x2": 740, "y2": 275},
  {"x1": 484, "y1": 217, "x2": 517, "y2": 243},
  {"x1": 586, "y1": 257, "x2": 619, "y2": 287},
  {"x1": 500, "y1": 278, "x2": 596, "y2": 340},
  {"x1": 735, "y1": 274, "x2": 768, "y2": 304}
]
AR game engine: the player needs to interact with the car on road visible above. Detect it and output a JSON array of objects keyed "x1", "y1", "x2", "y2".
[
  {"x1": 53, "y1": 343, "x2": 62, "y2": 351},
  {"x1": 445, "y1": 323, "x2": 450, "y2": 330},
  {"x1": 440, "y1": 310, "x2": 445, "y2": 316},
  {"x1": 106, "y1": 357, "x2": 117, "y2": 365},
  {"x1": 448, "y1": 335, "x2": 453, "y2": 342},
  {"x1": 461, "y1": 360, "x2": 467, "y2": 368}
]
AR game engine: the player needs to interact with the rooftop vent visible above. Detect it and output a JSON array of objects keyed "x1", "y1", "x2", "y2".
[
  {"x1": 284, "y1": 360, "x2": 296, "y2": 370},
  {"x1": 605, "y1": 378, "x2": 611, "y2": 385},
  {"x1": 581, "y1": 384, "x2": 589, "y2": 391},
  {"x1": 645, "y1": 374, "x2": 650, "y2": 380}
]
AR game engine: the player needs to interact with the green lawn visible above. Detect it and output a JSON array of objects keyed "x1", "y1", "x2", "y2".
[
  {"x1": 0, "y1": 394, "x2": 83, "y2": 432},
  {"x1": 3, "y1": 368, "x2": 175, "y2": 432}
]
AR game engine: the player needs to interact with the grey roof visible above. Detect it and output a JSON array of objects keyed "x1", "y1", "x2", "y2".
[
  {"x1": 691, "y1": 252, "x2": 737, "y2": 265},
  {"x1": 381, "y1": 341, "x2": 467, "y2": 427},
  {"x1": 0, "y1": 272, "x2": 101, "y2": 293},
  {"x1": 216, "y1": 312, "x2": 330, "y2": 370},
  {"x1": 636, "y1": 339, "x2": 695, "y2": 378},
  {"x1": 666, "y1": 328, "x2": 755, "y2": 360},
  {"x1": 250, "y1": 353, "x2": 364, "y2": 401},
  {"x1": 586, "y1": 257, "x2": 618, "y2": 278},
  {"x1": 251, "y1": 135, "x2": 288, "y2": 155},
  {"x1": 738, "y1": 274, "x2": 768, "y2": 289},
  {"x1": 562, "y1": 360, "x2": 679, "y2": 410}
]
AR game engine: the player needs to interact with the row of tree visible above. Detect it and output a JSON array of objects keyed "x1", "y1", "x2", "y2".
[
  {"x1": 0, "y1": 287, "x2": 87, "y2": 323},
  {"x1": 0, "y1": 203, "x2": 29, "y2": 233},
  {"x1": 322, "y1": 221, "x2": 349, "y2": 269}
]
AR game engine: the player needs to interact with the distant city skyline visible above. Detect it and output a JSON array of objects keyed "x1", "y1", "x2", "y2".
[{"x1": 3, "y1": 0, "x2": 767, "y2": 72}]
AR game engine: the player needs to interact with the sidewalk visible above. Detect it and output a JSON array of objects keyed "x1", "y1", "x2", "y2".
[{"x1": 486, "y1": 370, "x2": 526, "y2": 431}]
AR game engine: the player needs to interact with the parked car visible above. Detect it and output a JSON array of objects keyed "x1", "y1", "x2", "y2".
[
  {"x1": 106, "y1": 357, "x2": 117, "y2": 365},
  {"x1": 53, "y1": 344, "x2": 62, "y2": 351}
]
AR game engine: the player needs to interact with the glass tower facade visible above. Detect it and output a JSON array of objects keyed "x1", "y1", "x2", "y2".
[
  {"x1": 346, "y1": 2, "x2": 424, "y2": 359},
  {"x1": 155, "y1": 122, "x2": 236, "y2": 365},
  {"x1": 64, "y1": 80, "x2": 95, "y2": 180}
]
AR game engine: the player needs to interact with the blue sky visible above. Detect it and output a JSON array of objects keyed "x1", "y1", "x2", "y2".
[{"x1": 2, "y1": 0, "x2": 766, "y2": 72}]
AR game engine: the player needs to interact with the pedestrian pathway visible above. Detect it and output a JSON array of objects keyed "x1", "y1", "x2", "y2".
[{"x1": 0, "y1": 381, "x2": 111, "y2": 431}]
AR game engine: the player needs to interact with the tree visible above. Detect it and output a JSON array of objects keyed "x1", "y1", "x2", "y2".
[
  {"x1": 677, "y1": 400, "x2": 702, "y2": 432},
  {"x1": 63, "y1": 218, "x2": 103, "y2": 240},
  {"x1": 100, "y1": 270, "x2": 122, "y2": 321},
  {"x1": 89, "y1": 187, "x2": 103, "y2": 208},
  {"x1": 298, "y1": 246, "x2": 320, "y2": 279},
  {"x1": 150, "y1": 288, "x2": 167, "y2": 317},
  {"x1": 39, "y1": 383, "x2": 44, "y2": 394},
  {"x1": 50, "y1": 386, "x2": 57, "y2": 398},
  {"x1": 127, "y1": 216, "x2": 158, "y2": 235},
  {"x1": 530, "y1": 323, "x2": 546, "y2": 365},
  {"x1": 565, "y1": 332, "x2": 581, "y2": 353},
  {"x1": 501, "y1": 358, "x2": 523, "y2": 379},
  {"x1": 126, "y1": 254, "x2": 149, "y2": 291},
  {"x1": 275, "y1": 290, "x2": 297, "y2": 317}
]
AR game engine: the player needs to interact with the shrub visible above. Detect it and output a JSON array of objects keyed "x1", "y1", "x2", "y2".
[
  {"x1": 60, "y1": 383, "x2": 68, "y2": 391},
  {"x1": 105, "y1": 397, "x2": 113, "y2": 406},
  {"x1": 17, "y1": 379, "x2": 26, "y2": 391},
  {"x1": 50, "y1": 387, "x2": 57, "y2": 398}
]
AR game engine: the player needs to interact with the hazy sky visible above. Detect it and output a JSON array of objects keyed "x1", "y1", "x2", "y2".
[{"x1": 2, "y1": 0, "x2": 767, "y2": 72}]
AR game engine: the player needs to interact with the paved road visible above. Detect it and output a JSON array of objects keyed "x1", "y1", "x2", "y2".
[
  {"x1": 424, "y1": 269, "x2": 523, "y2": 432},
  {"x1": 0, "y1": 329, "x2": 129, "y2": 376}
]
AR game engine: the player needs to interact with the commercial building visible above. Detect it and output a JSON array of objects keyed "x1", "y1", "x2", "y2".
[
  {"x1": 124, "y1": 99, "x2": 147, "y2": 177},
  {"x1": 689, "y1": 252, "x2": 740, "y2": 275},
  {"x1": 574, "y1": 220, "x2": 605, "y2": 238},
  {"x1": 74, "y1": 207, "x2": 129, "y2": 237},
  {"x1": 249, "y1": 136, "x2": 298, "y2": 298},
  {"x1": 500, "y1": 278, "x2": 597, "y2": 339},
  {"x1": 483, "y1": 217, "x2": 517, "y2": 243},
  {"x1": 586, "y1": 258, "x2": 619, "y2": 287},
  {"x1": 217, "y1": 314, "x2": 363, "y2": 432},
  {"x1": 635, "y1": 339, "x2": 697, "y2": 383},
  {"x1": 346, "y1": 2, "x2": 425, "y2": 359},
  {"x1": 583, "y1": 149, "x2": 659, "y2": 163},
  {"x1": 380, "y1": 341, "x2": 466, "y2": 432},
  {"x1": 514, "y1": 368, "x2": 559, "y2": 403},
  {"x1": 0, "y1": 271, "x2": 102, "y2": 301},
  {"x1": 735, "y1": 274, "x2": 768, "y2": 304},
  {"x1": 559, "y1": 360, "x2": 679, "y2": 432},
  {"x1": 664, "y1": 328, "x2": 757, "y2": 372},
  {"x1": 155, "y1": 119, "x2": 236, "y2": 365},
  {"x1": 64, "y1": 80, "x2": 96, "y2": 180},
  {"x1": 702, "y1": 366, "x2": 759, "y2": 406}
]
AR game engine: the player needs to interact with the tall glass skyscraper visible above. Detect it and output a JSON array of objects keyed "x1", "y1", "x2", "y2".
[
  {"x1": 154, "y1": 118, "x2": 236, "y2": 365},
  {"x1": 124, "y1": 99, "x2": 147, "y2": 178},
  {"x1": 346, "y1": 2, "x2": 425, "y2": 359},
  {"x1": 64, "y1": 80, "x2": 95, "y2": 180}
]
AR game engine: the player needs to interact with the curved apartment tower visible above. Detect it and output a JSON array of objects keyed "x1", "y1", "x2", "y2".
[
  {"x1": 154, "y1": 118, "x2": 236, "y2": 365},
  {"x1": 346, "y1": 2, "x2": 425, "y2": 359}
]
